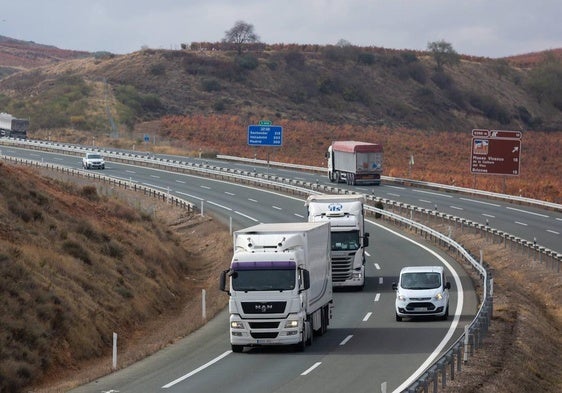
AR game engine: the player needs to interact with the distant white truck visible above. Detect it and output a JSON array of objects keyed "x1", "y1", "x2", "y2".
[
  {"x1": 327, "y1": 141, "x2": 383, "y2": 185},
  {"x1": 220, "y1": 222, "x2": 333, "y2": 352},
  {"x1": 82, "y1": 152, "x2": 105, "y2": 169},
  {"x1": 306, "y1": 194, "x2": 369, "y2": 290},
  {"x1": 0, "y1": 112, "x2": 28, "y2": 139}
]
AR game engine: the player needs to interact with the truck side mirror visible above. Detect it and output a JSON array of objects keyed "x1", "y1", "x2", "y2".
[
  {"x1": 363, "y1": 232, "x2": 370, "y2": 248},
  {"x1": 301, "y1": 269, "x2": 311, "y2": 291},
  {"x1": 219, "y1": 270, "x2": 230, "y2": 293}
]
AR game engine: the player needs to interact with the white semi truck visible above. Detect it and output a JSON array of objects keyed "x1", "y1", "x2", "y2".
[
  {"x1": 220, "y1": 222, "x2": 333, "y2": 352},
  {"x1": 306, "y1": 194, "x2": 369, "y2": 290},
  {"x1": 327, "y1": 140, "x2": 383, "y2": 185}
]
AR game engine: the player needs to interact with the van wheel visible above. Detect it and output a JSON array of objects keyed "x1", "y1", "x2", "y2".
[{"x1": 395, "y1": 313, "x2": 402, "y2": 322}]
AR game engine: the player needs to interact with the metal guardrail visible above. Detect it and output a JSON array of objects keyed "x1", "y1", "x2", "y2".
[
  {"x1": 1, "y1": 155, "x2": 196, "y2": 213},
  {"x1": 217, "y1": 154, "x2": 562, "y2": 212}
]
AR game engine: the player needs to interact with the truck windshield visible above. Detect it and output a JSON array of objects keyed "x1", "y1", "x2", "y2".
[
  {"x1": 231, "y1": 261, "x2": 296, "y2": 291},
  {"x1": 401, "y1": 272, "x2": 441, "y2": 290},
  {"x1": 331, "y1": 230, "x2": 360, "y2": 251}
]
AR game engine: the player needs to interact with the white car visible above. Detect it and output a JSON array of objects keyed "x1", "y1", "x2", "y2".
[
  {"x1": 82, "y1": 152, "x2": 105, "y2": 169},
  {"x1": 392, "y1": 266, "x2": 450, "y2": 321}
]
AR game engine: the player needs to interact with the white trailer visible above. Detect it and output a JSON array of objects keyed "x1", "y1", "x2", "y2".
[
  {"x1": 220, "y1": 222, "x2": 332, "y2": 352},
  {"x1": 327, "y1": 141, "x2": 383, "y2": 185},
  {"x1": 0, "y1": 112, "x2": 28, "y2": 139},
  {"x1": 306, "y1": 194, "x2": 369, "y2": 290}
]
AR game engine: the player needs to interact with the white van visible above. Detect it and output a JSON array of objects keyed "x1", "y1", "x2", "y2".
[{"x1": 392, "y1": 266, "x2": 451, "y2": 321}]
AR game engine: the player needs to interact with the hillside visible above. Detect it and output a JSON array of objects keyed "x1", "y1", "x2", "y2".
[{"x1": 0, "y1": 163, "x2": 231, "y2": 392}]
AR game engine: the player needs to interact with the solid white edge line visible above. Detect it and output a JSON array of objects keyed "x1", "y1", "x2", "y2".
[
  {"x1": 301, "y1": 362, "x2": 322, "y2": 376},
  {"x1": 162, "y1": 351, "x2": 232, "y2": 388},
  {"x1": 234, "y1": 211, "x2": 259, "y2": 222}
]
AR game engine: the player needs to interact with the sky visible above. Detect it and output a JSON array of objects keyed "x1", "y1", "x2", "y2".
[{"x1": 1, "y1": 0, "x2": 561, "y2": 58}]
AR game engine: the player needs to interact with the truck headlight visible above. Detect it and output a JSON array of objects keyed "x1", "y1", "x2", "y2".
[
  {"x1": 231, "y1": 321, "x2": 244, "y2": 329},
  {"x1": 284, "y1": 319, "x2": 299, "y2": 328}
]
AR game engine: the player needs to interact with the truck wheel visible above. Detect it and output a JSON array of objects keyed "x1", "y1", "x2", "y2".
[
  {"x1": 231, "y1": 344, "x2": 243, "y2": 353},
  {"x1": 328, "y1": 172, "x2": 336, "y2": 182}
]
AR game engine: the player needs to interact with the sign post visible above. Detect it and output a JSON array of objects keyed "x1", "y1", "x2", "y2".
[{"x1": 470, "y1": 129, "x2": 522, "y2": 176}]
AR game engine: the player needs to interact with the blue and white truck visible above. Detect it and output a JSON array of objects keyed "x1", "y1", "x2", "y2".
[{"x1": 306, "y1": 194, "x2": 369, "y2": 290}]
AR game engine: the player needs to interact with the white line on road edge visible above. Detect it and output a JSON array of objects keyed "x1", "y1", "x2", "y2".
[
  {"x1": 235, "y1": 211, "x2": 259, "y2": 222},
  {"x1": 301, "y1": 362, "x2": 322, "y2": 376},
  {"x1": 162, "y1": 351, "x2": 232, "y2": 388}
]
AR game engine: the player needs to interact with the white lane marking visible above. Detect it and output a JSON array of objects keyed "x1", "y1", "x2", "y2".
[
  {"x1": 150, "y1": 174, "x2": 160, "y2": 179},
  {"x1": 387, "y1": 192, "x2": 401, "y2": 197},
  {"x1": 248, "y1": 198, "x2": 258, "y2": 202},
  {"x1": 200, "y1": 185, "x2": 211, "y2": 189},
  {"x1": 162, "y1": 351, "x2": 231, "y2": 388},
  {"x1": 374, "y1": 293, "x2": 381, "y2": 302},
  {"x1": 235, "y1": 211, "x2": 259, "y2": 222},
  {"x1": 387, "y1": 185, "x2": 406, "y2": 190},
  {"x1": 225, "y1": 191, "x2": 235, "y2": 196},
  {"x1": 547, "y1": 229, "x2": 560, "y2": 235},
  {"x1": 207, "y1": 201, "x2": 232, "y2": 211},
  {"x1": 339, "y1": 335, "x2": 353, "y2": 346},
  {"x1": 272, "y1": 205, "x2": 282, "y2": 210},
  {"x1": 374, "y1": 263, "x2": 381, "y2": 270},
  {"x1": 125, "y1": 170, "x2": 136, "y2": 174},
  {"x1": 450, "y1": 206, "x2": 464, "y2": 211},
  {"x1": 365, "y1": 251, "x2": 371, "y2": 257},
  {"x1": 556, "y1": 218, "x2": 562, "y2": 222},
  {"x1": 175, "y1": 180, "x2": 186, "y2": 184},
  {"x1": 176, "y1": 191, "x2": 203, "y2": 201},
  {"x1": 515, "y1": 221, "x2": 528, "y2": 226},
  {"x1": 506, "y1": 206, "x2": 549, "y2": 218},
  {"x1": 301, "y1": 362, "x2": 322, "y2": 376},
  {"x1": 459, "y1": 197, "x2": 501, "y2": 207},
  {"x1": 362, "y1": 312, "x2": 372, "y2": 322},
  {"x1": 413, "y1": 189, "x2": 453, "y2": 198},
  {"x1": 294, "y1": 213, "x2": 305, "y2": 218},
  {"x1": 379, "y1": 277, "x2": 383, "y2": 285},
  {"x1": 482, "y1": 213, "x2": 495, "y2": 218},
  {"x1": 419, "y1": 199, "x2": 432, "y2": 204}
]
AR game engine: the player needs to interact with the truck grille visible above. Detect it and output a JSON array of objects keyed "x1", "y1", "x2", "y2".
[
  {"x1": 249, "y1": 321, "x2": 280, "y2": 329},
  {"x1": 251, "y1": 332, "x2": 278, "y2": 339},
  {"x1": 241, "y1": 301, "x2": 286, "y2": 314},
  {"x1": 332, "y1": 254, "x2": 353, "y2": 282}
]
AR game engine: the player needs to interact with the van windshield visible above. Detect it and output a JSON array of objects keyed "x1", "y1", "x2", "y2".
[{"x1": 401, "y1": 272, "x2": 441, "y2": 289}]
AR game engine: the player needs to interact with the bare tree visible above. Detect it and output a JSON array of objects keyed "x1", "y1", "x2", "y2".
[
  {"x1": 427, "y1": 40, "x2": 460, "y2": 71},
  {"x1": 223, "y1": 20, "x2": 260, "y2": 55}
]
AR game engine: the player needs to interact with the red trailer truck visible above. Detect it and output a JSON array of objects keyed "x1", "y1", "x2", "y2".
[{"x1": 327, "y1": 141, "x2": 383, "y2": 185}]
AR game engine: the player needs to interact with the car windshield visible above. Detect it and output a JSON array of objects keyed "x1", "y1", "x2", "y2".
[
  {"x1": 331, "y1": 230, "x2": 360, "y2": 251},
  {"x1": 88, "y1": 154, "x2": 102, "y2": 159},
  {"x1": 401, "y1": 272, "x2": 441, "y2": 289}
]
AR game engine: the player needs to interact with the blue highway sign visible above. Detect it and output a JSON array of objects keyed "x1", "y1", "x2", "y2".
[{"x1": 247, "y1": 125, "x2": 283, "y2": 146}]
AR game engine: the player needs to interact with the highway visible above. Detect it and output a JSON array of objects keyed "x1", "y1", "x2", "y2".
[{"x1": 0, "y1": 145, "x2": 522, "y2": 392}]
